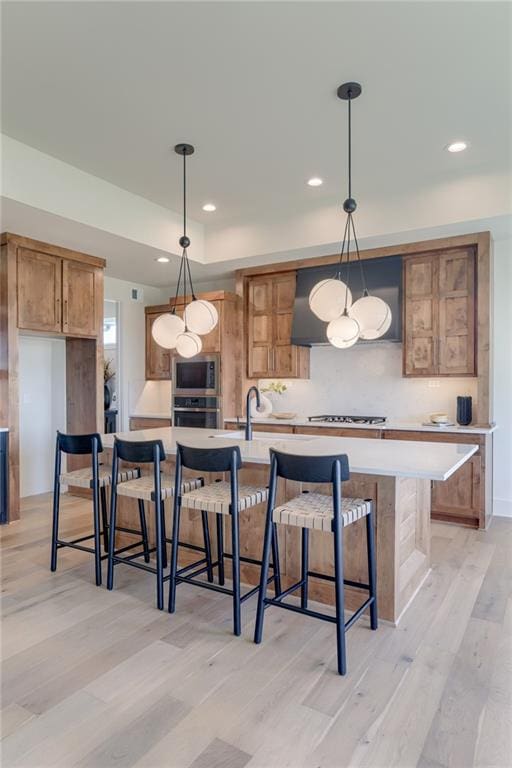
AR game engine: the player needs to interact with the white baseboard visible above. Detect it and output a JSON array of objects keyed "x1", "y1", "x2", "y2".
[{"x1": 494, "y1": 498, "x2": 512, "y2": 518}]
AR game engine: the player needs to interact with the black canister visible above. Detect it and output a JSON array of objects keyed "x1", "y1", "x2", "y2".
[{"x1": 456, "y1": 396, "x2": 472, "y2": 426}]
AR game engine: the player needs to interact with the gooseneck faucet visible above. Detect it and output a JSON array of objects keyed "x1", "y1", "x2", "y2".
[{"x1": 245, "y1": 386, "x2": 261, "y2": 441}]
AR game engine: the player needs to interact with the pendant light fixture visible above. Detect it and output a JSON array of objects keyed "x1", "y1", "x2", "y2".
[
  {"x1": 151, "y1": 143, "x2": 218, "y2": 357},
  {"x1": 309, "y1": 82, "x2": 392, "y2": 346}
]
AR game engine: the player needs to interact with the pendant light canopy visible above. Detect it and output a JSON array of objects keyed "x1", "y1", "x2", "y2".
[
  {"x1": 309, "y1": 82, "x2": 392, "y2": 347},
  {"x1": 151, "y1": 143, "x2": 218, "y2": 355}
]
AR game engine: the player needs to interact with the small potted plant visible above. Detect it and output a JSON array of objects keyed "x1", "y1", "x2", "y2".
[{"x1": 260, "y1": 381, "x2": 296, "y2": 420}]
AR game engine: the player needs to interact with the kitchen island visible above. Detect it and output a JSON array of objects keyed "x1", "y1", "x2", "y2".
[{"x1": 102, "y1": 427, "x2": 478, "y2": 624}]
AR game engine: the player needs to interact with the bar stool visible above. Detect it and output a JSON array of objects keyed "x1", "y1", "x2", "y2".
[
  {"x1": 168, "y1": 442, "x2": 281, "y2": 636},
  {"x1": 51, "y1": 431, "x2": 145, "y2": 586},
  {"x1": 107, "y1": 437, "x2": 208, "y2": 610},
  {"x1": 254, "y1": 449, "x2": 377, "y2": 675}
]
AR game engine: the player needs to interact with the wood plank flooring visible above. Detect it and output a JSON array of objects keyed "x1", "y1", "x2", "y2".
[{"x1": 1, "y1": 493, "x2": 511, "y2": 768}]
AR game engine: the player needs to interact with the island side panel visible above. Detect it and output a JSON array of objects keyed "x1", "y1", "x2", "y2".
[{"x1": 395, "y1": 476, "x2": 431, "y2": 620}]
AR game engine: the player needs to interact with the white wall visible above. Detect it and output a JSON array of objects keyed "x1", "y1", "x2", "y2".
[
  {"x1": 104, "y1": 275, "x2": 170, "y2": 431},
  {"x1": 19, "y1": 336, "x2": 66, "y2": 497},
  {"x1": 492, "y1": 237, "x2": 512, "y2": 517}
]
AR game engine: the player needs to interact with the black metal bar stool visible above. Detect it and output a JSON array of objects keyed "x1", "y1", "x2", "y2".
[
  {"x1": 107, "y1": 437, "x2": 208, "y2": 610},
  {"x1": 254, "y1": 449, "x2": 377, "y2": 675},
  {"x1": 168, "y1": 443, "x2": 281, "y2": 636},
  {"x1": 51, "y1": 431, "x2": 145, "y2": 586}
]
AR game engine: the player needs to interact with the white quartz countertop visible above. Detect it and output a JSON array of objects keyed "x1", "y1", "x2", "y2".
[
  {"x1": 223, "y1": 416, "x2": 496, "y2": 435},
  {"x1": 102, "y1": 426, "x2": 478, "y2": 482},
  {"x1": 0, "y1": 427, "x2": 8, "y2": 433}
]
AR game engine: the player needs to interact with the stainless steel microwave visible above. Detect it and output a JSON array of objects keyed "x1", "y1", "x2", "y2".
[{"x1": 172, "y1": 354, "x2": 220, "y2": 396}]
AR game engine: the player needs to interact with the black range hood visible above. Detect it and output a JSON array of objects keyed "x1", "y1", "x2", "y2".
[{"x1": 291, "y1": 255, "x2": 403, "y2": 346}]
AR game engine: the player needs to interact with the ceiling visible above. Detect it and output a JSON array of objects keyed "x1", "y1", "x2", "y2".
[{"x1": 2, "y1": 1, "x2": 510, "y2": 238}]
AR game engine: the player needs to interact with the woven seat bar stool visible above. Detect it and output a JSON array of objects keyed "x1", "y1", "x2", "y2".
[
  {"x1": 168, "y1": 443, "x2": 282, "y2": 636},
  {"x1": 254, "y1": 449, "x2": 377, "y2": 675},
  {"x1": 107, "y1": 437, "x2": 208, "y2": 610},
  {"x1": 51, "y1": 431, "x2": 146, "y2": 587}
]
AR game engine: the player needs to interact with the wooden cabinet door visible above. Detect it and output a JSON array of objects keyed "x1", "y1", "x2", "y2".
[
  {"x1": 431, "y1": 453, "x2": 482, "y2": 525},
  {"x1": 438, "y1": 250, "x2": 475, "y2": 375},
  {"x1": 145, "y1": 313, "x2": 171, "y2": 380},
  {"x1": 17, "y1": 248, "x2": 62, "y2": 332},
  {"x1": 403, "y1": 255, "x2": 438, "y2": 376},
  {"x1": 272, "y1": 274, "x2": 296, "y2": 377},
  {"x1": 247, "y1": 278, "x2": 273, "y2": 378},
  {"x1": 62, "y1": 260, "x2": 97, "y2": 336}
]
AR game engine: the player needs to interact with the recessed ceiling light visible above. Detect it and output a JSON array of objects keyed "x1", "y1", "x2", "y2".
[
  {"x1": 446, "y1": 141, "x2": 468, "y2": 153},
  {"x1": 202, "y1": 203, "x2": 216, "y2": 212},
  {"x1": 156, "y1": 256, "x2": 170, "y2": 263},
  {"x1": 307, "y1": 177, "x2": 323, "y2": 187}
]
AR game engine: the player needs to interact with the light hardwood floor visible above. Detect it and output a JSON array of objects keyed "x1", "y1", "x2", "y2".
[{"x1": 1, "y1": 493, "x2": 511, "y2": 768}]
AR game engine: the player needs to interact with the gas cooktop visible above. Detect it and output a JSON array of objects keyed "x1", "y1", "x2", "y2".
[{"x1": 308, "y1": 415, "x2": 387, "y2": 425}]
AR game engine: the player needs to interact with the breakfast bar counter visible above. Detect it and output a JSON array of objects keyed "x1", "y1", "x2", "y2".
[{"x1": 102, "y1": 427, "x2": 478, "y2": 624}]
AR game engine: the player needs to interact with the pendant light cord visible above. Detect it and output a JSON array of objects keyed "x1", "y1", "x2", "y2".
[{"x1": 348, "y1": 92, "x2": 352, "y2": 201}]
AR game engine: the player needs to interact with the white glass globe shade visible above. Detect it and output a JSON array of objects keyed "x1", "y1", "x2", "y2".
[
  {"x1": 349, "y1": 296, "x2": 392, "y2": 340},
  {"x1": 176, "y1": 331, "x2": 203, "y2": 358},
  {"x1": 309, "y1": 278, "x2": 352, "y2": 322},
  {"x1": 326, "y1": 314, "x2": 360, "y2": 349},
  {"x1": 151, "y1": 312, "x2": 185, "y2": 349},
  {"x1": 184, "y1": 299, "x2": 219, "y2": 335}
]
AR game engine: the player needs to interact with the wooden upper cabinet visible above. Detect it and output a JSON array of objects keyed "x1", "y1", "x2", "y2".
[
  {"x1": 17, "y1": 248, "x2": 62, "y2": 332},
  {"x1": 247, "y1": 273, "x2": 309, "y2": 379},
  {"x1": 145, "y1": 312, "x2": 171, "y2": 380},
  {"x1": 403, "y1": 248, "x2": 476, "y2": 377},
  {"x1": 17, "y1": 247, "x2": 100, "y2": 337},
  {"x1": 62, "y1": 260, "x2": 98, "y2": 336}
]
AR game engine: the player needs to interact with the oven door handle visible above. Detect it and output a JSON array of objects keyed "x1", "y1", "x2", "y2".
[{"x1": 173, "y1": 407, "x2": 221, "y2": 413}]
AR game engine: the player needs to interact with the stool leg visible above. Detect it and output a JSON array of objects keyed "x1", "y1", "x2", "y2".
[
  {"x1": 231, "y1": 511, "x2": 241, "y2": 636},
  {"x1": 138, "y1": 500, "x2": 150, "y2": 564},
  {"x1": 333, "y1": 520, "x2": 347, "y2": 676},
  {"x1": 100, "y1": 486, "x2": 109, "y2": 553},
  {"x1": 216, "y1": 513, "x2": 225, "y2": 586},
  {"x1": 168, "y1": 499, "x2": 181, "y2": 613},
  {"x1": 301, "y1": 527, "x2": 309, "y2": 609},
  {"x1": 271, "y1": 523, "x2": 282, "y2": 597},
  {"x1": 201, "y1": 511, "x2": 214, "y2": 583},
  {"x1": 160, "y1": 500, "x2": 168, "y2": 570},
  {"x1": 92, "y1": 483, "x2": 102, "y2": 586},
  {"x1": 50, "y1": 478, "x2": 60, "y2": 572},
  {"x1": 366, "y1": 506, "x2": 378, "y2": 630},
  {"x1": 254, "y1": 506, "x2": 274, "y2": 644},
  {"x1": 107, "y1": 488, "x2": 118, "y2": 590},
  {"x1": 155, "y1": 500, "x2": 164, "y2": 610}
]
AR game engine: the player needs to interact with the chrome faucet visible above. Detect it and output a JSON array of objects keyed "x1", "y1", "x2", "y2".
[{"x1": 245, "y1": 386, "x2": 261, "y2": 441}]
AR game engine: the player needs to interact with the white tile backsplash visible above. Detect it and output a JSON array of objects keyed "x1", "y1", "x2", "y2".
[{"x1": 259, "y1": 342, "x2": 477, "y2": 423}]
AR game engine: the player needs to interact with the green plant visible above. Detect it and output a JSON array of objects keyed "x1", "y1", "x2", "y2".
[{"x1": 261, "y1": 380, "x2": 287, "y2": 395}]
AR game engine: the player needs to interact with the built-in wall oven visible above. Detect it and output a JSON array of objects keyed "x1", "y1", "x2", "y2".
[
  {"x1": 173, "y1": 396, "x2": 221, "y2": 429},
  {"x1": 172, "y1": 355, "x2": 221, "y2": 428}
]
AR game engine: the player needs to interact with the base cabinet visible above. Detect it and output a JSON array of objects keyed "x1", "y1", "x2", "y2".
[{"x1": 129, "y1": 417, "x2": 172, "y2": 431}]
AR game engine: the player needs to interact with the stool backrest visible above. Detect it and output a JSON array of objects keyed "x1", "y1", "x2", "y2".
[
  {"x1": 270, "y1": 450, "x2": 350, "y2": 484},
  {"x1": 57, "y1": 431, "x2": 103, "y2": 455},
  {"x1": 114, "y1": 438, "x2": 166, "y2": 464},
  {"x1": 176, "y1": 443, "x2": 242, "y2": 473}
]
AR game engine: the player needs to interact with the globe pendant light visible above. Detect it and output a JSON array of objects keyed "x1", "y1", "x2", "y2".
[
  {"x1": 151, "y1": 143, "x2": 218, "y2": 355},
  {"x1": 310, "y1": 82, "x2": 392, "y2": 347}
]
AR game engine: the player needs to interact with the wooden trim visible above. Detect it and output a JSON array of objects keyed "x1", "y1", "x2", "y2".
[
  {"x1": 234, "y1": 231, "x2": 491, "y2": 278},
  {"x1": 145, "y1": 290, "x2": 238, "y2": 314},
  {"x1": 1, "y1": 233, "x2": 106, "y2": 269}
]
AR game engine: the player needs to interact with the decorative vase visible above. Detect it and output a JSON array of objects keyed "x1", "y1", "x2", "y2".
[
  {"x1": 250, "y1": 394, "x2": 273, "y2": 419},
  {"x1": 456, "y1": 396, "x2": 472, "y2": 426},
  {"x1": 104, "y1": 383, "x2": 112, "y2": 411}
]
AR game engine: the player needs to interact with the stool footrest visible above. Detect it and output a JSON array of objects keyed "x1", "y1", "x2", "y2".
[
  {"x1": 263, "y1": 594, "x2": 375, "y2": 629},
  {"x1": 307, "y1": 570, "x2": 370, "y2": 590}
]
